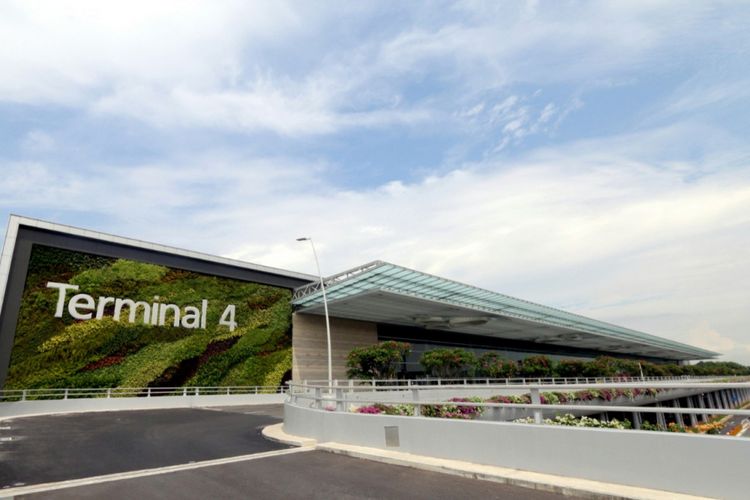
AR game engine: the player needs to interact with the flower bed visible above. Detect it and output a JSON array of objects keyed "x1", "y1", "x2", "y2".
[{"x1": 514, "y1": 413, "x2": 631, "y2": 430}]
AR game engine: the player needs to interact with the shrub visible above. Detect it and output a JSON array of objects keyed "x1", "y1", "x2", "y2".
[
  {"x1": 555, "y1": 360, "x2": 586, "y2": 378},
  {"x1": 423, "y1": 397, "x2": 484, "y2": 419},
  {"x1": 518, "y1": 355, "x2": 553, "y2": 378},
  {"x1": 346, "y1": 341, "x2": 411, "y2": 379},
  {"x1": 420, "y1": 348, "x2": 476, "y2": 378},
  {"x1": 476, "y1": 352, "x2": 517, "y2": 378}
]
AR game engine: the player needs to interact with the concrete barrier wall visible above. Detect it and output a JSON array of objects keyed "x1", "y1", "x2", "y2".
[
  {"x1": 0, "y1": 394, "x2": 285, "y2": 419},
  {"x1": 285, "y1": 403, "x2": 749, "y2": 499}
]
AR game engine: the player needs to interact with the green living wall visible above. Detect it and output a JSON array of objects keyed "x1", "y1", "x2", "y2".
[{"x1": 4, "y1": 245, "x2": 293, "y2": 390}]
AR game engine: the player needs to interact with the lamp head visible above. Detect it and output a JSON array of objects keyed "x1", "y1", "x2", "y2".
[{"x1": 296, "y1": 237, "x2": 310, "y2": 242}]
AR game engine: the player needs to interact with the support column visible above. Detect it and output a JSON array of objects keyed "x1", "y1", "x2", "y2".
[
  {"x1": 711, "y1": 391, "x2": 722, "y2": 409},
  {"x1": 672, "y1": 399, "x2": 683, "y2": 427},
  {"x1": 698, "y1": 394, "x2": 709, "y2": 422},
  {"x1": 685, "y1": 397, "x2": 698, "y2": 427},
  {"x1": 655, "y1": 403, "x2": 667, "y2": 429},
  {"x1": 632, "y1": 411, "x2": 642, "y2": 430}
]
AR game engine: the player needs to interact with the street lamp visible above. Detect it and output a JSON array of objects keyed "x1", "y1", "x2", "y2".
[{"x1": 296, "y1": 237, "x2": 333, "y2": 390}]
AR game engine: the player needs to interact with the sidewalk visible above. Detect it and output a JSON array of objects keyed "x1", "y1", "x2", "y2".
[{"x1": 263, "y1": 424, "x2": 713, "y2": 500}]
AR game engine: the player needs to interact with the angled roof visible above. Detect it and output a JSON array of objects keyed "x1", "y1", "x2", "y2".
[{"x1": 291, "y1": 261, "x2": 718, "y2": 361}]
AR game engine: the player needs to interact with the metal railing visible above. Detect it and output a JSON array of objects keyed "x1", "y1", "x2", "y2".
[
  {"x1": 0, "y1": 385, "x2": 286, "y2": 402},
  {"x1": 302, "y1": 375, "x2": 728, "y2": 387},
  {"x1": 287, "y1": 379, "x2": 750, "y2": 430}
]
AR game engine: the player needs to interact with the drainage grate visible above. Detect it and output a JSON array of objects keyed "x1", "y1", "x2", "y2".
[{"x1": 384, "y1": 426, "x2": 400, "y2": 447}]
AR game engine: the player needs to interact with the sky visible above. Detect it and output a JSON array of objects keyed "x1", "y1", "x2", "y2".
[{"x1": 1, "y1": 1, "x2": 749, "y2": 363}]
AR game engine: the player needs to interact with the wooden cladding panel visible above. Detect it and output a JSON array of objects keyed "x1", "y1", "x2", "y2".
[{"x1": 292, "y1": 313, "x2": 377, "y2": 381}]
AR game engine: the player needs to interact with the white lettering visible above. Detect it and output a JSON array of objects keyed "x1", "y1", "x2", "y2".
[
  {"x1": 219, "y1": 305, "x2": 237, "y2": 332},
  {"x1": 47, "y1": 282, "x2": 232, "y2": 331},
  {"x1": 47, "y1": 282, "x2": 80, "y2": 318},
  {"x1": 200, "y1": 299, "x2": 208, "y2": 329},
  {"x1": 159, "y1": 303, "x2": 181, "y2": 327},
  {"x1": 68, "y1": 293, "x2": 95, "y2": 320},
  {"x1": 114, "y1": 298, "x2": 152, "y2": 323},
  {"x1": 181, "y1": 306, "x2": 201, "y2": 329},
  {"x1": 95, "y1": 296, "x2": 115, "y2": 319}
]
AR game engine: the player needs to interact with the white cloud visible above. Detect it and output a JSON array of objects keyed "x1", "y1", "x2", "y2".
[
  {"x1": 1, "y1": 123, "x2": 748, "y2": 361},
  {"x1": 2, "y1": 1, "x2": 746, "y2": 137}
]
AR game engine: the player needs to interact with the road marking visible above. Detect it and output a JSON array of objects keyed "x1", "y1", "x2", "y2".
[{"x1": 0, "y1": 446, "x2": 314, "y2": 497}]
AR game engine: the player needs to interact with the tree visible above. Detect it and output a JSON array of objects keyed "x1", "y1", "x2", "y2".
[
  {"x1": 518, "y1": 355, "x2": 553, "y2": 378},
  {"x1": 420, "y1": 348, "x2": 476, "y2": 378},
  {"x1": 346, "y1": 341, "x2": 411, "y2": 379},
  {"x1": 476, "y1": 352, "x2": 517, "y2": 378}
]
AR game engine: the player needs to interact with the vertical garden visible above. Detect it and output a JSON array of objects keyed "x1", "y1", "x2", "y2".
[{"x1": 3, "y1": 245, "x2": 293, "y2": 390}]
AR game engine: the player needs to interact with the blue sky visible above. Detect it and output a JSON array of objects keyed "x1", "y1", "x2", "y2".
[{"x1": 1, "y1": 1, "x2": 749, "y2": 362}]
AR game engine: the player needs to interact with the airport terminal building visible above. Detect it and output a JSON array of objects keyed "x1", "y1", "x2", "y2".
[{"x1": 0, "y1": 215, "x2": 717, "y2": 389}]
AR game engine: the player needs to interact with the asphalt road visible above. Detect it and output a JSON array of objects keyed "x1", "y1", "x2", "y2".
[
  {"x1": 24, "y1": 450, "x2": 565, "y2": 500},
  {"x1": 0, "y1": 404, "x2": 287, "y2": 488},
  {"x1": 1, "y1": 404, "x2": 566, "y2": 499},
  {"x1": 720, "y1": 414, "x2": 750, "y2": 437}
]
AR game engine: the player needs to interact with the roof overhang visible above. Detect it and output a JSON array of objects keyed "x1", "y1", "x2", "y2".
[{"x1": 292, "y1": 261, "x2": 718, "y2": 361}]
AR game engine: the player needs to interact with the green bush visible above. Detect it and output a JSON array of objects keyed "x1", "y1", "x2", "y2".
[
  {"x1": 420, "y1": 348, "x2": 476, "y2": 378},
  {"x1": 554, "y1": 360, "x2": 586, "y2": 378},
  {"x1": 476, "y1": 352, "x2": 517, "y2": 378},
  {"x1": 346, "y1": 341, "x2": 411, "y2": 379},
  {"x1": 518, "y1": 355, "x2": 553, "y2": 378}
]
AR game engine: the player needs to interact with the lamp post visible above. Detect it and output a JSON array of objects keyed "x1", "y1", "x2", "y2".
[{"x1": 296, "y1": 237, "x2": 333, "y2": 391}]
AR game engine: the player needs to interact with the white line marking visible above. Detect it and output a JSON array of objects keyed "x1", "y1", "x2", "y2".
[{"x1": 0, "y1": 446, "x2": 314, "y2": 497}]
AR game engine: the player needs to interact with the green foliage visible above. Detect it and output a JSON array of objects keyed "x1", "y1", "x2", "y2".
[
  {"x1": 5, "y1": 244, "x2": 292, "y2": 390},
  {"x1": 71, "y1": 259, "x2": 169, "y2": 292},
  {"x1": 420, "y1": 348, "x2": 476, "y2": 378},
  {"x1": 476, "y1": 352, "x2": 517, "y2": 378},
  {"x1": 515, "y1": 413, "x2": 632, "y2": 430},
  {"x1": 346, "y1": 341, "x2": 411, "y2": 379},
  {"x1": 518, "y1": 355, "x2": 553, "y2": 378},
  {"x1": 554, "y1": 360, "x2": 586, "y2": 377}
]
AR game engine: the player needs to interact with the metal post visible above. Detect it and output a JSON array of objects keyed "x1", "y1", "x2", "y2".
[
  {"x1": 21, "y1": 389, "x2": 27, "y2": 401},
  {"x1": 412, "y1": 388, "x2": 420, "y2": 416},
  {"x1": 335, "y1": 388, "x2": 344, "y2": 412},
  {"x1": 530, "y1": 388, "x2": 542, "y2": 424},
  {"x1": 64, "y1": 388, "x2": 69, "y2": 400},
  {"x1": 297, "y1": 237, "x2": 333, "y2": 392},
  {"x1": 147, "y1": 387, "x2": 152, "y2": 398},
  {"x1": 315, "y1": 387, "x2": 322, "y2": 409},
  {"x1": 107, "y1": 388, "x2": 111, "y2": 399}
]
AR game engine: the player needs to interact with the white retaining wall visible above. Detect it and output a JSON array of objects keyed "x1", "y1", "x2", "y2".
[
  {"x1": 284, "y1": 403, "x2": 749, "y2": 499},
  {"x1": 0, "y1": 394, "x2": 285, "y2": 419}
]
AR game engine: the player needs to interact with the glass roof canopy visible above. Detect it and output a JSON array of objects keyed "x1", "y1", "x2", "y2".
[{"x1": 291, "y1": 261, "x2": 718, "y2": 361}]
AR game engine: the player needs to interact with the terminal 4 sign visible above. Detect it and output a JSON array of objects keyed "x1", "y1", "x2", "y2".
[{"x1": 47, "y1": 281, "x2": 238, "y2": 331}]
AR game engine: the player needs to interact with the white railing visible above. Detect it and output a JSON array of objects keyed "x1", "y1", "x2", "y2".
[
  {"x1": 302, "y1": 375, "x2": 724, "y2": 387},
  {"x1": 0, "y1": 385, "x2": 286, "y2": 402},
  {"x1": 287, "y1": 379, "x2": 750, "y2": 428}
]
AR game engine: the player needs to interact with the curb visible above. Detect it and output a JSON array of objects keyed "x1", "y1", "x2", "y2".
[
  {"x1": 262, "y1": 423, "x2": 317, "y2": 447},
  {"x1": 266, "y1": 426, "x2": 712, "y2": 500}
]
